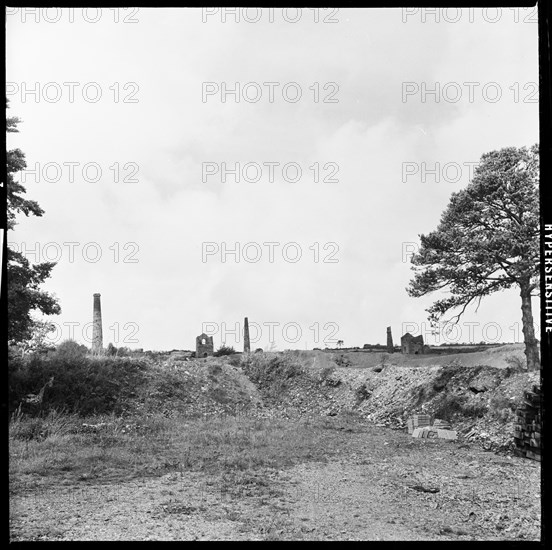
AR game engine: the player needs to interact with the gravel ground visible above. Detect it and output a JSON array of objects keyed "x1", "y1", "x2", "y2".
[{"x1": 10, "y1": 422, "x2": 540, "y2": 541}]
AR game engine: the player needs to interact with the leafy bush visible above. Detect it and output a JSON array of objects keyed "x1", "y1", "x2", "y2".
[
  {"x1": 334, "y1": 354, "x2": 351, "y2": 367},
  {"x1": 214, "y1": 345, "x2": 236, "y2": 357},
  {"x1": 505, "y1": 354, "x2": 526, "y2": 371},
  {"x1": 8, "y1": 354, "x2": 149, "y2": 416},
  {"x1": 52, "y1": 339, "x2": 88, "y2": 360},
  {"x1": 116, "y1": 346, "x2": 132, "y2": 357}
]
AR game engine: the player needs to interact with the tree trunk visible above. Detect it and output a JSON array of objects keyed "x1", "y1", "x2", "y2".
[{"x1": 520, "y1": 283, "x2": 540, "y2": 370}]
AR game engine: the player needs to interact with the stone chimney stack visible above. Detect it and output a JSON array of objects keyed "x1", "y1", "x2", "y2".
[
  {"x1": 92, "y1": 293, "x2": 103, "y2": 355},
  {"x1": 244, "y1": 317, "x2": 250, "y2": 353},
  {"x1": 386, "y1": 326, "x2": 394, "y2": 354}
]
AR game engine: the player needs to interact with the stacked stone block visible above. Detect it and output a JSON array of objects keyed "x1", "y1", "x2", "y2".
[
  {"x1": 514, "y1": 385, "x2": 542, "y2": 462},
  {"x1": 407, "y1": 414, "x2": 431, "y2": 434}
]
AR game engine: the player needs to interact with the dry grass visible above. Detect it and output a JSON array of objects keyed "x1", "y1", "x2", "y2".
[{"x1": 9, "y1": 409, "x2": 363, "y2": 494}]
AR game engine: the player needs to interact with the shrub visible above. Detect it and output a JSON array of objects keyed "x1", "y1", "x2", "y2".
[
  {"x1": 52, "y1": 339, "x2": 88, "y2": 360},
  {"x1": 8, "y1": 354, "x2": 149, "y2": 416},
  {"x1": 214, "y1": 345, "x2": 236, "y2": 357},
  {"x1": 335, "y1": 355, "x2": 351, "y2": 367},
  {"x1": 505, "y1": 354, "x2": 526, "y2": 371}
]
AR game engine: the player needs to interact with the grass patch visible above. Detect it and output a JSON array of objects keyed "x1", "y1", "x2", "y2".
[{"x1": 9, "y1": 410, "x2": 365, "y2": 492}]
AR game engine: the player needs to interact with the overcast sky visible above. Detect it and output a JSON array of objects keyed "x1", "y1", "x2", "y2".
[{"x1": 6, "y1": 7, "x2": 539, "y2": 351}]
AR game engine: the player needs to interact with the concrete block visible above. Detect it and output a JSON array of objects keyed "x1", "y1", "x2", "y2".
[
  {"x1": 435, "y1": 429, "x2": 457, "y2": 440},
  {"x1": 412, "y1": 427, "x2": 457, "y2": 440},
  {"x1": 412, "y1": 427, "x2": 434, "y2": 438}
]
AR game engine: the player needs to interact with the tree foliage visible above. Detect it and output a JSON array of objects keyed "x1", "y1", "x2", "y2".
[
  {"x1": 407, "y1": 145, "x2": 540, "y2": 369},
  {"x1": 7, "y1": 100, "x2": 61, "y2": 344}
]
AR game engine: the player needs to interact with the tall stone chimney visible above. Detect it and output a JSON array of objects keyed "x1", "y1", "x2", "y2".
[
  {"x1": 92, "y1": 293, "x2": 103, "y2": 355},
  {"x1": 386, "y1": 326, "x2": 394, "y2": 354},
  {"x1": 244, "y1": 317, "x2": 250, "y2": 353}
]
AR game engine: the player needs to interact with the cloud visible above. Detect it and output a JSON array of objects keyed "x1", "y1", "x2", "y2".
[{"x1": 6, "y1": 8, "x2": 539, "y2": 349}]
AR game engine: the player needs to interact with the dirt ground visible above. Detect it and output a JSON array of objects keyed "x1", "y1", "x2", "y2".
[{"x1": 9, "y1": 420, "x2": 540, "y2": 541}]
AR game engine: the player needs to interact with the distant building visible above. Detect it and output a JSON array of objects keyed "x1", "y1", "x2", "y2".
[
  {"x1": 401, "y1": 333, "x2": 425, "y2": 354},
  {"x1": 195, "y1": 333, "x2": 214, "y2": 358}
]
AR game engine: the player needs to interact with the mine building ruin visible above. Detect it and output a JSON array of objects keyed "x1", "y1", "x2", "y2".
[
  {"x1": 401, "y1": 332, "x2": 425, "y2": 354},
  {"x1": 196, "y1": 333, "x2": 214, "y2": 358}
]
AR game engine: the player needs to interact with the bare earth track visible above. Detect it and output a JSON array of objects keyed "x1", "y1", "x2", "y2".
[{"x1": 10, "y1": 420, "x2": 540, "y2": 541}]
